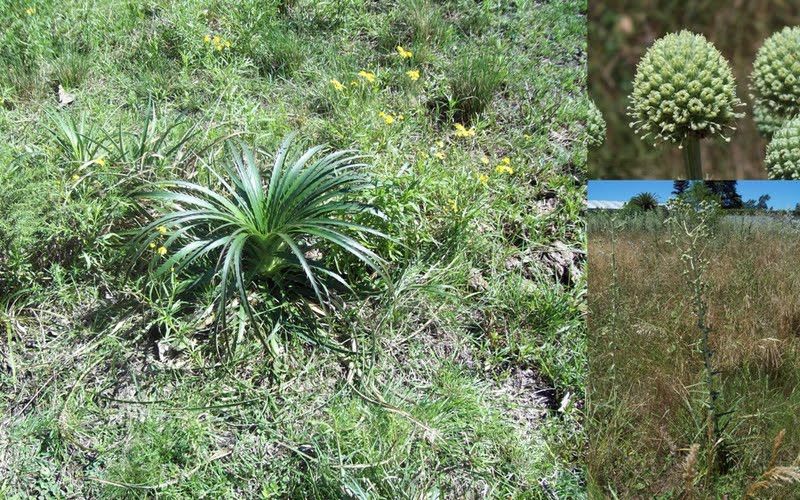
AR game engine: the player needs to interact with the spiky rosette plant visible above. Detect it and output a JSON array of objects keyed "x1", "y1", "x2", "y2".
[
  {"x1": 629, "y1": 31, "x2": 744, "y2": 179},
  {"x1": 129, "y1": 135, "x2": 389, "y2": 356},
  {"x1": 750, "y1": 26, "x2": 800, "y2": 137},
  {"x1": 587, "y1": 99, "x2": 606, "y2": 148},
  {"x1": 765, "y1": 115, "x2": 800, "y2": 179}
]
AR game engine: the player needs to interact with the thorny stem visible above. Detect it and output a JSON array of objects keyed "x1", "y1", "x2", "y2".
[
  {"x1": 667, "y1": 199, "x2": 722, "y2": 477},
  {"x1": 683, "y1": 135, "x2": 702, "y2": 180}
]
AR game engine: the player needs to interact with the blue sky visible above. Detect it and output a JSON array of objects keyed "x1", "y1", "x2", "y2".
[{"x1": 588, "y1": 181, "x2": 800, "y2": 209}]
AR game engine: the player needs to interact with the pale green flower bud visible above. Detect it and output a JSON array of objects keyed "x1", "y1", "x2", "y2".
[
  {"x1": 751, "y1": 27, "x2": 800, "y2": 136},
  {"x1": 629, "y1": 31, "x2": 744, "y2": 146}
]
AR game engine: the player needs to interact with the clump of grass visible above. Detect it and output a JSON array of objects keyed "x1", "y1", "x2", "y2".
[
  {"x1": 434, "y1": 50, "x2": 508, "y2": 124},
  {"x1": 245, "y1": 27, "x2": 305, "y2": 77}
]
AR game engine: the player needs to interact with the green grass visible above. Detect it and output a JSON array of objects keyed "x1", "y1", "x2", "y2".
[{"x1": 0, "y1": 0, "x2": 588, "y2": 497}]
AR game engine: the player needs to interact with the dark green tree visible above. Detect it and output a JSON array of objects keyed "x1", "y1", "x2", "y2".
[
  {"x1": 672, "y1": 180, "x2": 691, "y2": 196},
  {"x1": 627, "y1": 192, "x2": 659, "y2": 211},
  {"x1": 705, "y1": 181, "x2": 743, "y2": 209}
]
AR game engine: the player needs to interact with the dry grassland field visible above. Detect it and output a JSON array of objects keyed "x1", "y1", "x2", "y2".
[{"x1": 588, "y1": 212, "x2": 800, "y2": 498}]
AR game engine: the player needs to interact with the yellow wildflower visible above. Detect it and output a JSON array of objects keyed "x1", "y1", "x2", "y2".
[
  {"x1": 378, "y1": 111, "x2": 395, "y2": 125},
  {"x1": 478, "y1": 173, "x2": 489, "y2": 186},
  {"x1": 406, "y1": 69, "x2": 420, "y2": 81},
  {"x1": 448, "y1": 199, "x2": 458, "y2": 211},
  {"x1": 71, "y1": 173, "x2": 80, "y2": 181},
  {"x1": 203, "y1": 34, "x2": 211, "y2": 43},
  {"x1": 149, "y1": 242, "x2": 156, "y2": 249},
  {"x1": 434, "y1": 151, "x2": 446, "y2": 160},
  {"x1": 481, "y1": 156, "x2": 490, "y2": 165},
  {"x1": 358, "y1": 70, "x2": 376, "y2": 83},
  {"x1": 454, "y1": 123, "x2": 476, "y2": 138},
  {"x1": 495, "y1": 163, "x2": 514, "y2": 175},
  {"x1": 157, "y1": 246, "x2": 168, "y2": 256},
  {"x1": 500, "y1": 156, "x2": 511, "y2": 165},
  {"x1": 157, "y1": 225, "x2": 168, "y2": 235},
  {"x1": 213, "y1": 35, "x2": 221, "y2": 45},
  {"x1": 25, "y1": 7, "x2": 35, "y2": 15},
  {"x1": 94, "y1": 157, "x2": 107, "y2": 167},
  {"x1": 330, "y1": 79, "x2": 346, "y2": 91},
  {"x1": 224, "y1": 40, "x2": 231, "y2": 48},
  {"x1": 436, "y1": 140, "x2": 444, "y2": 148},
  {"x1": 396, "y1": 46, "x2": 413, "y2": 59}
]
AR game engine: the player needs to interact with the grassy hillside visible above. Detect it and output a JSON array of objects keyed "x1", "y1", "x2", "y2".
[
  {"x1": 0, "y1": 1, "x2": 589, "y2": 497},
  {"x1": 588, "y1": 212, "x2": 800, "y2": 497}
]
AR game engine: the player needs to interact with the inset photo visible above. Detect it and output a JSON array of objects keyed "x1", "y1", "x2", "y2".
[
  {"x1": 587, "y1": 180, "x2": 800, "y2": 497},
  {"x1": 589, "y1": 3, "x2": 800, "y2": 179}
]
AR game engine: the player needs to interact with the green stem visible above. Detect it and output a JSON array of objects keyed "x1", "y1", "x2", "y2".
[{"x1": 683, "y1": 136, "x2": 702, "y2": 179}]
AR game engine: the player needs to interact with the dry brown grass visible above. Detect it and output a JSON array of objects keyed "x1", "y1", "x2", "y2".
[{"x1": 588, "y1": 224, "x2": 800, "y2": 497}]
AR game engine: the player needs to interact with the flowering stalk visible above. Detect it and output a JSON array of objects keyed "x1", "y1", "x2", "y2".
[
  {"x1": 666, "y1": 197, "x2": 723, "y2": 472},
  {"x1": 683, "y1": 136, "x2": 702, "y2": 180}
]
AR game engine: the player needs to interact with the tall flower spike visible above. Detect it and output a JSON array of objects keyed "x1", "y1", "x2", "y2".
[
  {"x1": 765, "y1": 115, "x2": 800, "y2": 179},
  {"x1": 750, "y1": 26, "x2": 800, "y2": 137}
]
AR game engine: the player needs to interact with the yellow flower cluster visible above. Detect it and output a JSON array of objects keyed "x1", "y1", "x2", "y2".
[
  {"x1": 396, "y1": 46, "x2": 413, "y2": 59},
  {"x1": 454, "y1": 123, "x2": 476, "y2": 138},
  {"x1": 358, "y1": 70, "x2": 376, "y2": 83},
  {"x1": 94, "y1": 157, "x2": 107, "y2": 167},
  {"x1": 25, "y1": 7, "x2": 35, "y2": 15},
  {"x1": 330, "y1": 79, "x2": 346, "y2": 91},
  {"x1": 378, "y1": 111, "x2": 403, "y2": 125},
  {"x1": 494, "y1": 157, "x2": 513, "y2": 175},
  {"x1": 147, "y1": 225, "x2": 170, "y2": 256},
  {"x1": 204, "y1": 34, "x2": 231, "y2": 51},
  {"x1": 406, "y1": 69, "x2": 420, "y2": 81},
  {"x1": 448, "y1": 199, "x2": 458, "y2": 211},
  {"x1": 477, "y1": 173, "x2": 489, "y2": 186}
]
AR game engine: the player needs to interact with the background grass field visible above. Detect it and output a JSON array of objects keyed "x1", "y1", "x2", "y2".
[
  {"x1": 589, "y1": 0, "x2": 800, "y2": 179},
  {"x1": 0, "y1": 0, "x2": 589, "y2": 497},
  {"x1": 588, "y1": 212, "x2": 800, "y2": 497}
]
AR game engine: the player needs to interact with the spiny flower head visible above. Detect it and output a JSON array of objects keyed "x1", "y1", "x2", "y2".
[
  {"x1": 750, "y1": 26, "x2": 800, "y2": 136},
  {"x1": 629, "y1": 31, "x2": 743, "y2": 146},
  {"x1": 765, "y1": 115, "x2": 800, "y2": 179},
  {"x1": 587, "y1": 99, "x2": 606, "y2": 148}
]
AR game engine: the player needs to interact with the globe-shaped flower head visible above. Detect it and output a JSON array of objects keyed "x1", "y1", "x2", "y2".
[
  {"x1": 750, "y1": 27, "x2": 800, "y2": 136},
  {"x1": 629, "y1": 31, "x2": 744, "y2": 146},
  {"x1": 587, "y1": 99, "x2": 606, "y2": 148},
  {"x1": 765, "y1": 115, "x2": 800, "y2": 179}
]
